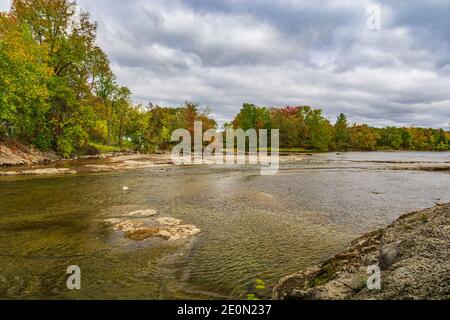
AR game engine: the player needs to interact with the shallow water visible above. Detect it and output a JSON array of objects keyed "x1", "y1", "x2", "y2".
[{"x1": 0, "y1": 152, "x2": 449, "y2": 299}]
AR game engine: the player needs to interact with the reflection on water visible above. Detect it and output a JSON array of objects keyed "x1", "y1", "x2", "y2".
[{"x1": 0, "y1": 152, "x2": 449, "y2": 299}]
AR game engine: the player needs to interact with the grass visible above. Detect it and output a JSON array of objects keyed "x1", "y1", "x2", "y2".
[
  {"x1": 90, "y1": 143, "x2": 131, "y2": 154},
  {"x1": 308, "y1": 261, "x2": 338, "y2": 288}
]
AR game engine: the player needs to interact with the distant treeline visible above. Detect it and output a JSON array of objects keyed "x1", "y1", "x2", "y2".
[
  {"x1": 1, "y1": 1, "x2": 449, "y2": 156},
  {"x1": 231, "y1": 104, "x2": 450, "y2": 152}
]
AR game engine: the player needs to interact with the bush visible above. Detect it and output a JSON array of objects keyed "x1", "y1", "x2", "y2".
[
  {"x1": 34, "y1": 129, "x2": 54, "y2": 151},
  {"x1": 56, "y1": 136, "x2": 74, "y2": 157},
  {"x1": 55, "y1": 125, "x2": 88, "y2": 157},
  {"x1": 89, "y1": 143, "x2": 123, "y2": 154},
  {"x1": 79, "y1": 144, "x2": 100, "y2": 156},
  {"x1": 0, "y1": 123, "x2": 8, "y2": 139}
]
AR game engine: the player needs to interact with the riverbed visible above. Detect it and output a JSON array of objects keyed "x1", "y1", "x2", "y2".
[{"x1": 0, "y1": 152, "x2": 449, "y2": 299}]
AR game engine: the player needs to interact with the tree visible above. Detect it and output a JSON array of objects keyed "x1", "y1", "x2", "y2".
[
  {"x1": 334, "y1": 113, "x2": 350, "y2": 151},
  {"x1": 379, "y1": 127, "x2": 403, "y2": 149},
  {"x1": 0, "y1": 12, "x2": 52, "y2": 142},
  {"x1": 114, "y1": 86, "x2": 132, "y2": 147},
  {"x1": 350, "y1": 124, "x2": 378, "y2": 151},
  {"x1": 232, "y1": 103, "x2": 270, "y2": 132},
  {"x1": 305, "y1": 109, "x2": 332, "y2": 151},
  {"x1": 11, "y1": 0, "x2": 113, "y2": 155}
]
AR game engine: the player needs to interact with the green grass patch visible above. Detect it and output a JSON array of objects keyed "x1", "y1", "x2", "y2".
[
  {"x1": 309, "y1": 261, "x2": 338, "y2": 288},
  {"x1": 90, "y1": 143, "x2": 131, "y2": 154}
]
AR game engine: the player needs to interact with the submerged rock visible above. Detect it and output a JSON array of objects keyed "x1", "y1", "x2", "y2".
[
  {"x1": 125, "y1": 227, "x2": 165, "y2": 241},
  {"x1": 126, "y1": 209, "x2": 158, "y2": 217}
]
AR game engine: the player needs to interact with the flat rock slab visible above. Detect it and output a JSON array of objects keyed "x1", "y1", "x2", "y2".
[
  {"x1": 156, "y1": 217, "x2": 182, "y2": 226},
  {"x1": 105, "y1": 215, "x2": 200, "y2": 242},
  {"x1": 126, "y1": 209, "x2": 158, "y2": 217}
]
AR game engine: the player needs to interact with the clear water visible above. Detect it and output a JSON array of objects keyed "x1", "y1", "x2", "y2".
[{"x1": 0, "y1": 152, "x2": 449, "y2": 299}]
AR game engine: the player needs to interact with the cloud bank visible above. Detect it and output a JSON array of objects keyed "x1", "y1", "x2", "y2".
[{"x1": 3, "y1": 0, "x2": 450, "y2": 128}]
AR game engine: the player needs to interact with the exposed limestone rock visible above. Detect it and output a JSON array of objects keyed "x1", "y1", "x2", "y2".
[
  {"x1": 108, "y1": 215, "x2": 200, "y2": 242},
  {"x1": 0, "y1": 168, "x2": 77, "y2": 176},
  {"x1": 0, "y1": 141, "x2": 58, "y2": 167},
  {"x1": 158, "y1": 225, "x2": 201, "y2": 241},
  {"x1": 156, "y1": 217, "x2": 182, "y2": 226},
  {"x1": 115, "y1": 220, "x2": 145, "y2": 233},
  {"x1": 273, "y1": 203, "x2": 450, "y2": 300},
  {"x1": 103, "y1": 218, "x2": 121, "y2": 225},
  {"x1": 126, "y1": 209, "x2": 158, "y2": 217}
]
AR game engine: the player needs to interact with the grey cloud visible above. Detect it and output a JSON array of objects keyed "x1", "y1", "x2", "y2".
[{"x1": 22, "y1": 0, "x2": 450, "y2": 128}]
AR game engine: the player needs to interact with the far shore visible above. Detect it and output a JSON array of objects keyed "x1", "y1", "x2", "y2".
[{"x1": 1, "y1": 140, "x2": 450, "y2": 177}]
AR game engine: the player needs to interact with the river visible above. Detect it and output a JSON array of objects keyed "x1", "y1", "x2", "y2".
[{"x1": 0, "y1": 152, "x2": 449, "y2": 299}]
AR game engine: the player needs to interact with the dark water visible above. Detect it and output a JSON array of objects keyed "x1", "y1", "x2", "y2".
[{"x1": 0, "y1": 152, "x2": 449, "y2": 299}]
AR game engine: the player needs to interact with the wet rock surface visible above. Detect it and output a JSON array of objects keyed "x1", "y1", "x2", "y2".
[
  {"x1": 104, "y1": 209, "x2": 200, "y2": 242},
  {"x1": 126, "y1": 209, "x2": 158, "y2": 217},
  {"x1": 273, "y1": 203, "x2": 450, "y2": 300}
]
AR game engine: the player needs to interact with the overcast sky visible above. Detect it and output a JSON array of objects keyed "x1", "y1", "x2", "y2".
[{"x1": 2, "y1": 0, "x2": 450, "y2": 128}]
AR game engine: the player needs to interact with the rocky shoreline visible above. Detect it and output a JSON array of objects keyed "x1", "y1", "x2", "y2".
[
  {"x1": 272, "y1": 203, "x2": 450, "y2": 300},
  {"x1": 0, "y1": 140, "x2": 141, "y2": 167},
  {"x1": 2, "y1": 141, "x2": 450, "y2": 177},
  {"x1": 0, "y1": 140, "x2": 59, "y2": 167},
  {"x1": 0, "y1": 140, "x2": 173, "y2": 176}
]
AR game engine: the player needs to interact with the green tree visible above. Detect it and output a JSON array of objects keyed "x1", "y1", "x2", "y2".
[
  {"x1": 379, "y1": 127, "x2": 403, "y2": 149},
  {"x1": 11, "y1": 0, "x2": 114, "y2": 155},
  {"x1": 0, "y1": 12, "x2": 52, "y2": 142},
  {"x1": 305, "y1": 109, "x2": 332, "y2": 151},
  {"x1": 334, "y1": 113, "x2": 350, "y2": 151}
]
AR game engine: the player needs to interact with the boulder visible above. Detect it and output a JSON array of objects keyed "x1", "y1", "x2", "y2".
[{"x1": 379, "y1": 240, "x2": 403, "y2": 271}]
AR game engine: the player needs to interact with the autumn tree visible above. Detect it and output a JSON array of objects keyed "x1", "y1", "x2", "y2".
[{"x1": 350, "y1": 124, "x2": 378, "y2": 151}]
